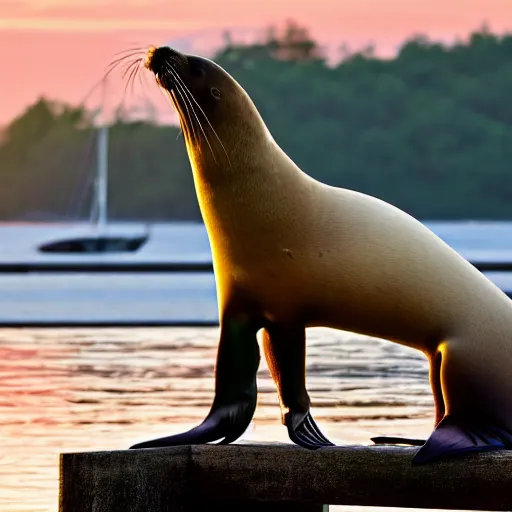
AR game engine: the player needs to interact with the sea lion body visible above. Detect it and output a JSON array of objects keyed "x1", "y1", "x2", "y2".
[
  {"x1": 209, "y1": 161, "x2": 505, "y2": 345},
  {"x1": 131, "y1": 46, "x2": 512, "y2": 463}
]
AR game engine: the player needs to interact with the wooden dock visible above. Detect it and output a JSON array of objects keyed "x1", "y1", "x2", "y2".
[{"x1": 59, "y1": 443, "x2": 512, "y2": 511}]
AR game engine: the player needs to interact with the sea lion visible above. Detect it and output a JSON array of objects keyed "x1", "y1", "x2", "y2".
[{"x1": 130, "y1": 45, "x2": 512, "y2": 464}]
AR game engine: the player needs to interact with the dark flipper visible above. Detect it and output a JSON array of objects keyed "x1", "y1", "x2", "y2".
[
  {"x1": 371, "y1": 436, "x2": 426, "y2": 447},
  {"x1": 261, "y1": 325, "x2": 335, "y2": 451},
  {"x1": 130, "y1": 316, "x2": 260, "y2": 450},
  {"x1": 130, "y1": 400, "x2": 255, "y2": 449},
  {"x1": 285, "y1": 411, "x2": 335, "y2": 450},
  {"x1": 412, "y1": 415, "x2": 512, "y2": 465}
]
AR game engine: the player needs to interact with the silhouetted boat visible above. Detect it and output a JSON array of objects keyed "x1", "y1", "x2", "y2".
[
  {"x1": 38, "y1": 234, "x2": 148, "y2": 254},
  {"x1": 37, "y1": 125, "x2": 150, "y2": 255}
]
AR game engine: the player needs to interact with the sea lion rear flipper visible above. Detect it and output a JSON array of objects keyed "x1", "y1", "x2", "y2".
[
  {"x1": 371, "y1": 436, "x2": 426, "y2": 446},
  {"x1": 412, "y1": 415, "x2": 512, "y2": 465},
  {"x1": 285, "y1": 411, "x2": 335, "y2": 450}
]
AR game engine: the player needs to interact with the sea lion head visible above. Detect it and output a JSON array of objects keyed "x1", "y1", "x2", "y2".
[{"x1": 145, "y1": 46, "x2": 271, "y2": 171}]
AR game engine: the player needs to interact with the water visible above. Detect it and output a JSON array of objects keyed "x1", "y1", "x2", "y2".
[
  {"x1": 1, "y1": 220, "x2": 512, "y2": 511},
  {"x1": 1, "y1": 221, "x2": 512, "y2": 325},
  {"x1": 0, "y1": 326, "x2": 435, "y2": 512}
]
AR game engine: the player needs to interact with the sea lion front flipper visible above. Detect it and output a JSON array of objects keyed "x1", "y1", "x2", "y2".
[
  {"x1": 371, "y1": 436, "x2": 426, "y2": 446},
  {"x1": 412, "y1": 415, "x2": 512, "y2": 465},
  {"x1": 262, "y1": 324, "x2": 335, "y2": 450},
  {"x1": 130, "y1": 316, "x2": 261, "y2": 449},
  {"x1": 129, "y1": 402, "x2": 255, "y2": 449}
]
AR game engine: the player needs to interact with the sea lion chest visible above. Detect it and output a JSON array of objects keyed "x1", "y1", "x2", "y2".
[{"x1": 199, "y1": 174, "x2": 326, "y2": 320}]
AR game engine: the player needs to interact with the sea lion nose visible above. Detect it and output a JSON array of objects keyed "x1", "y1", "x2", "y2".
[{"x1": 145, "y1": 46, "x2": 182, "y2": 74}]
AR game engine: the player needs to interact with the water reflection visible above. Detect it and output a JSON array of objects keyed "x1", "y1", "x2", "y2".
[{"x1": 0, "y1": 327, "x2": 434, "y2": 512}]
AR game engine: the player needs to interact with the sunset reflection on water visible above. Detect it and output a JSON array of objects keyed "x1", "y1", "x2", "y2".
[{"x1": 0, "y1": 327, "x2": 434, "y2": 512}]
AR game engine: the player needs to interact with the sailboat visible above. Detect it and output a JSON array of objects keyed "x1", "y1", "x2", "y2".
[{"x1": 38, "y1": 124, "x2": 150, "y2": 254}]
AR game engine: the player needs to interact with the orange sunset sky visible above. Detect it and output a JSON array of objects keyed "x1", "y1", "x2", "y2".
[{"x1": 1, "y1": 0, "x2": 511, "y2": 126}]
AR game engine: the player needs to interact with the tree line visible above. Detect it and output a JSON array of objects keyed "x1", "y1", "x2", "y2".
[{"x1": 1, "y1": 21, "x2": 512, "y2": 222}]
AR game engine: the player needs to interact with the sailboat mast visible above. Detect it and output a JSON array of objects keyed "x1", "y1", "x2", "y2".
[{"x1": 97, "y1": 125, "x2": 109, "y2": 228}]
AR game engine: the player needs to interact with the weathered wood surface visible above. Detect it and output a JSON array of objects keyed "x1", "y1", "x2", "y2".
[{"x1": 59, "y1": 442, "x2": 512, "y2": 511}]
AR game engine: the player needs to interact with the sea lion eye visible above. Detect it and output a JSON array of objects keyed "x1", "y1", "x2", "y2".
[{"x1": 211, "y1": 88, "x2": 221, "y2": 100}]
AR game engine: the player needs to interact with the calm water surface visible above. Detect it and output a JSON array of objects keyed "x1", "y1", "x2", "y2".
[{"x1": 0, "y1": 326, "x2": 438, "y2": 512}]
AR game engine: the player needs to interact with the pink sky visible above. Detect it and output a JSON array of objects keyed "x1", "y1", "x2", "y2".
[{"x1": 1, "y1": 0, "x2": 511, "y2": 126}]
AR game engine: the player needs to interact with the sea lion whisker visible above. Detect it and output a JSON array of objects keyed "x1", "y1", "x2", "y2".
[
  {"x1": 112, "y1": 47, "x2": 147, "y2": 57},
  {"x1": 104, "y1": 54, "x2": 145, "y2": 90},
  {"x1": 166, "y1": 85, "x2": 184, "y2": 140},
  {"x1": 170, "y1": 70, "x2": 219, "y2": 163},
  {"x1": 171, "y1": 70, "x2": 231, "y2": 168},
  {"x1": 165, "y1": 65, "x2": 199, "y2": 130},
  {"x1": 120, "y1": 60, "x2": 141, "y2": 106},
  {"x1": 120, "y1": 60, "x2": 140, "y2": 102},
  {"x1": 121, "y1": 58, "x2": 143, "y2": 81},
  {"x1": 178, "y1": 85, "x2": 216, "y2": 160},
  {"x1": 164, "y1": 68, "x2": 198, "y2": 146},
  {"x1": 100, "y1": 63, "x2": 124, "y2": 86},
  {"x1": 119, "y1": 58, "x2": 143, "y2": 84},
  {"x1": 138, "y1": 70, "x2": 166, "y2": 130},
  {"x1": 167, "y1": 65, "x2": 216, "y2": 161},
  {"x1": 175, "y1": 79, "x2": 214, "y2": 160},
  {"x1": 130, "y1": 59, "x2": 144, "y2": 98},
  {"x1": 160, "y1": 87, "x2": 182, "y2": 139},
  {"x1": 137, "y1": 65, "x2": 154, "y2": 109},
  {"x1": 100, "y1": 57, "x2": 138, "y2": 93},
  {"x1": 172, "y1": 80, "x2": 199, "y2": 146},
  {"x1": 128, "y1": 63, "x2": 140, "y2": 100},
  {"x1": 170, "y1": 69, "x2": 229, "y2": 162},
  {"x1": 106, "y1": 52, "x2": 144, "y2": 74},
  {"x1": 164, "y1": 65, "x2": 197, "y2": 144}
]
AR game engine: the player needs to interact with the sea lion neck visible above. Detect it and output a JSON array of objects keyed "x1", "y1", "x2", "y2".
[
  {"x1": 189, "y1": 132, "x2": 314, "y2": 248},
  {"x1": 181, "y1": 94, "x2": 279, "y2": 188}
]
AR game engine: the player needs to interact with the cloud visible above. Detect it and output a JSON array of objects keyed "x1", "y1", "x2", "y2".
[
  {"x1": 0, "y1": 0, "x2": 32, "y2": 15},
  {"x1": 0, "y1": 0, "x2": 231, "y2": 31},
  {"x1": 0, "y1": 18, "x2": 218, "y2": 32},
  {"x1": 1, "y1": 0, "x2": 237, "y2": 22}
]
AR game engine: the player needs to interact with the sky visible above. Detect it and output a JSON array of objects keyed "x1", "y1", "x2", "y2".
[{"x1": 1, "y1": 0, "x2": 511, "y2": 126}]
